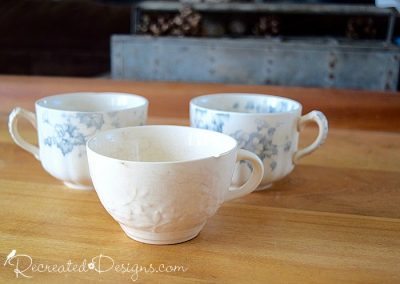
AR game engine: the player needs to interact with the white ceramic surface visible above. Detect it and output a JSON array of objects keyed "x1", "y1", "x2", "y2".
[
  {"x1": 86, "y1": 125, "x2": 264, "y2": 245},
  {"x1": 190, "y1": 93, "x2": 328, "y2": 190},
  {"x1": 8, "y1": 92, "x2": 148, "y2": 189}
]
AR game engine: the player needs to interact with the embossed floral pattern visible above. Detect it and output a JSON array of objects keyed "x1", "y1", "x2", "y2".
[{"x1": 100, "y1": 176, "x2": 219, "y2": 235}]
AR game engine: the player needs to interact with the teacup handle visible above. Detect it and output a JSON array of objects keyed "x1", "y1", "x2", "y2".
[
  {"x1": 293, "y1": 110, "x2": 328, "y2": 163},
  {"x1": 8, "y1": 107, "x2": 40, "y2": 160},
  {"x1": 225, "y1": 149, "x2": 264, "y2": 202}
]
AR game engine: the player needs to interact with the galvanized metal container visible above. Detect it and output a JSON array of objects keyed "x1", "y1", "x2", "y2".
[{"x1": 112, "y1": 35, "x2": 400, "y2": 91}]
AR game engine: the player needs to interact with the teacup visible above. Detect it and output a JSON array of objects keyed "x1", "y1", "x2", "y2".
[
  {"x1": 8, "y1": 92, "x2": 148, "y2": 189},
  {"x1": 86, "y1": 125, "x2": 264, "y2": 245},
  {"x1": 190, "y1": 93, "x2": 328, "y2": 190}
]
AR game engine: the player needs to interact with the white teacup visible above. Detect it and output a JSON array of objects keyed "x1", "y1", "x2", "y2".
[
  {"x1": 9, "y1": 92, "x2": 148, "y2": 189},
  {"x1": 190, "y1": 93, "x2": 328, "y2": 190},
  {"x1": 86, "y1": 125, "x2": 264, "y2": 245}
]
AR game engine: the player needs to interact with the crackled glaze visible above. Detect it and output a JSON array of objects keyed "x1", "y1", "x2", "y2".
[
  {"x1": 190, "y1": 93, "x2": 328, "y2": 190},
  {"x1": 87, "y1": 126, "x2": 264, "y2": 244},
  {"x1": 8, "y1": 93, "x2": 148, "y2": 189}
]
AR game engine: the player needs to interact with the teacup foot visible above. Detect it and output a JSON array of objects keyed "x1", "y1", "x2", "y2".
[
  {"x1": 120, "y1": 223, "x2": 206, "y2": 245},
  {"x1": 255, "y1": 183, "x2": 273, "y2": 191},
  {"x1": 63, "y1": 181, "x2": 94, "y2": 190}
]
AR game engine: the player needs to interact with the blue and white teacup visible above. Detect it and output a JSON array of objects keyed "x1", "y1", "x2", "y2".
[
  {"x1": 9, "y1": 92, "x2": 148, "y2": 189},
  {"x1": 190, "y1": 93, "x2": 328, "y2": 190}
]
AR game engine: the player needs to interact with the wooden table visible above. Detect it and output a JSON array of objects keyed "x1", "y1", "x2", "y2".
[{"x1": 0, "y1": 76, "x2": 399, "y2": 283}]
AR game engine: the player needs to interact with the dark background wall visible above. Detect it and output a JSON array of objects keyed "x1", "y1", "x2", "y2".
[
  {"x1": 0, "y1": 0, "x2": 131, "y2": 76},
  {"x1": 0, "y1": 0, "x2": 394, "y2": 78}
]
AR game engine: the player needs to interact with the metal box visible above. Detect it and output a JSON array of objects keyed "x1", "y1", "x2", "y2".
[{"x1": 111, "y1": 35, "x2": 400, "y2": 91}]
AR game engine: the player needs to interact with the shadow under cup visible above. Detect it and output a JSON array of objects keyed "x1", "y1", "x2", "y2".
[
  {"x1": 86, "y1": 125, "x2": 263, "y2": 244},
  {"x1": 190, "y1": 93, "x2": 328, "y2": 190}
]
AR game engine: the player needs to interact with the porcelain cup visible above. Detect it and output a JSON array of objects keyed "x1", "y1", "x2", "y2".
[
  {"x1": 8, "y1": 92, "x2": 148, "y2": 189},
  {"x1": 86, "y1": 125, "x2": 264, "y2": 245},
  {"x1": 190, "y1": 93, "x2": 328, "y2": 190}
]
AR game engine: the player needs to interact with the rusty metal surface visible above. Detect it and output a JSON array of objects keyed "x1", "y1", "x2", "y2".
[
  {"x1": 111, "y1": 35, "x2": 400, "y2": 91},
  {"x1": 136, "y1": 2, "x2": 394, "y2": 15},
  {"x1": 130, "y1": 2, "x2": 397, "y2": 43}
]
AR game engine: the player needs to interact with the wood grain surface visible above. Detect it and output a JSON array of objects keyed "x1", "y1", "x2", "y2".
[{"x1": 0, "y1": 76, "x2": 399, "y2": 283}]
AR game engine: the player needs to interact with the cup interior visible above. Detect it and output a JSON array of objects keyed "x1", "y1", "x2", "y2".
[
  {"x1": 87, "y1": 125, "x2": 237, "y2": 163},
  {"x1": 36, "y1": 92, "x2": 148, "y2": 112},
  {"x1": 191, "y1": 93, "x2": 301, "y2": 114}
]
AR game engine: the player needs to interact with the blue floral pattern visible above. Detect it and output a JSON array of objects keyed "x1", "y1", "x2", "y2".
[
  {"x1": 243, "y1": 100, "x2": 290, "y2": 113},
  {"x1": 192, "y1": 105, "x2": 293, "y2": 172},
  {"x1": 43, "y1": 113, "x2": 105, "y2": 156},
  {"x1": 192, "y1": 109, "x2": 230, "y2": 132},
  {"x1": 230, "y1": 120, "x2": 291, "y2": 171},
  {"x1": 44, "y1": 124, "x2": 86, "y2": 155},
  {"x1": 108, "y1": 112, "x2": 121, "y2": 128},
  {"x1": 229, "y1": 100, "x2": 291, "y2": 113},
  {"x1": 76, "y1": 113, "x2": 104, "y2": 130}
]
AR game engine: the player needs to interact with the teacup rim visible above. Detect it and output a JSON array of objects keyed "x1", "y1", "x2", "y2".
[
  {"x1": 190, "y1": 93, "x2": 302, "y2": 115},
  {"x1": 86, "y1": 125, "x2": 238, "y2": 165},
  {"x1": 35, "y1": 92, "x2": 149, "y2": 113}
]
